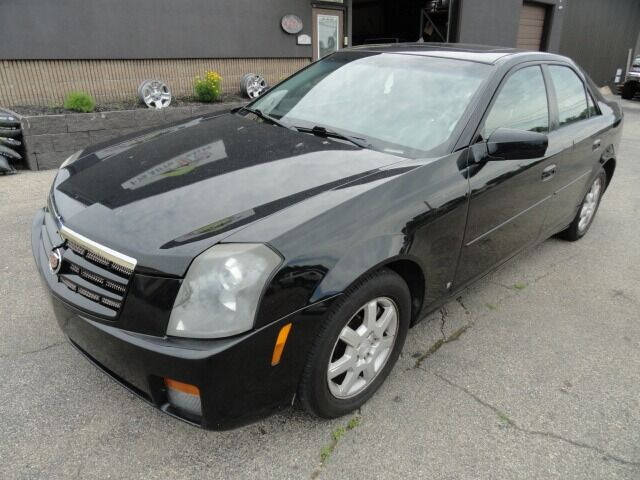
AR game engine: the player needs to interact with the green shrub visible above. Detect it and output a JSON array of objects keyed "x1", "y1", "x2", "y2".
[
  {"x1": 64, "y1": 91, "x2": 96, "y2": 113},
  {"x1": 194, "y1": 71, "x2": 222, "y2": 102}
]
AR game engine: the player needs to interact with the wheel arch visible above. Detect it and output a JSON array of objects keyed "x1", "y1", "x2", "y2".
[
  {"x1": 601, "y1": 156, "x2": 616, "y2": 191},
  {"x1": 309, "y1": 234, "x2": 427, "y2": 324},
  {"x1": 383, "y1": 259, "x2": 426, "y2": 325}
]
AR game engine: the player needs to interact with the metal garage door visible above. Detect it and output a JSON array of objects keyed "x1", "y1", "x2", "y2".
[{"x1": 517, "y1": 2, "x2": 546, "y2": 50}]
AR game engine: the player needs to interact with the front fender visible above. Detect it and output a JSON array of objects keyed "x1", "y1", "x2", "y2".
[{"x1": 309, "y1": 234, "x2": 418, "y2": 303}]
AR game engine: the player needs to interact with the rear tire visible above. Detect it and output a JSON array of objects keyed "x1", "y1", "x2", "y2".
[
  {"x1": 298, "y1": 268, "x2": 411, "y2": 418},
  {"x1": 560, "y1": 168, "x2": 607, "y2": 241},
  {"x1": 622, "y1": 82, "x2": 636, "y2": 100}
]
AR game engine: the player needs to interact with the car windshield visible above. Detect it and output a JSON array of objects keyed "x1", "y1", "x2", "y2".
[{"x1": 250, "y1": 51, "x2": 492, "y2": 157}]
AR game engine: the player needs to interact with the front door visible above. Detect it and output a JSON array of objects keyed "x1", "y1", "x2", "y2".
[
  {"x1": 312, "y1": 8, "x2": 344, "y2": 61},
  {"x1": 455, "y1": 64, "x2": 558, "y2": 286}
]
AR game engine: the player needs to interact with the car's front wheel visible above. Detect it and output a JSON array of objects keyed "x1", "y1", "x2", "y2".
[{"x1": 298, "y1": 268, "x2": 411, "y2": 418}]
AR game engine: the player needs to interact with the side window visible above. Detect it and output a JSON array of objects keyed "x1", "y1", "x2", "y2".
[
  {"x1": 548, "y1": 65, "x2": 589, "y2": 126},
  {"x1": 586, "y1": 91, "x2": 599, "y2": 117},
  {"x1": 482, "y1": 66, "x2": 549, "y2": 139}
]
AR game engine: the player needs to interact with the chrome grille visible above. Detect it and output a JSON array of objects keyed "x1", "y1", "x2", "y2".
[
  {"x1": 78, "y1": 286, "x2": 100, "y2": 302},
  {"x1": 85, "y1": 249, "x2": 111, "y2": 267},
  {"x1": 54, "y1": 226, "x2": 136, "y2": 315},
  {"x1": 105, "y1": 279, "x2": 127, "y2": 293}
]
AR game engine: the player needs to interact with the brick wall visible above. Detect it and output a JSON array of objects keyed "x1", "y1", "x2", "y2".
[{"x1": 1, "y1": 58, "x2": 309, "y2": 107}]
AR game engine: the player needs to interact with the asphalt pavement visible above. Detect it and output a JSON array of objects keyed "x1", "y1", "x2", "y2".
[{"x1": 1, "y1": 98, "x2": 639, "y2": 480}]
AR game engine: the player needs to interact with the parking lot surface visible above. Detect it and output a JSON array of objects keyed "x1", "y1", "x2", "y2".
[{"x1": 1, "y1": 99, "x2": 639, "y2": 480}]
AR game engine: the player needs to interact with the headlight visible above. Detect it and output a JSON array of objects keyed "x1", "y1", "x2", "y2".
[
  {"x1": 167, "y1": 244, "x2": 281, "y2": 338},
  {"x1": 59, "y1": 150, "x2": 82, "y2": 169}
]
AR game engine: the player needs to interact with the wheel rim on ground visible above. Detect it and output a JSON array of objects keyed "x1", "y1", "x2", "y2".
[
  {"x1": 327, "y1": 297, "x2": 399, "y2": 399},
  {"x1": 578, "y1": 177, "x2": 602, "y2": 232},
  {"x1": 246, "y1": 76, "x2": 267, "y2": 98},
  {"x1": 139, "y1": 80, "x2": 171, "y2": 109},
  {"x1": 240, "y1": 73, "x2": 256, "y2": 98}
]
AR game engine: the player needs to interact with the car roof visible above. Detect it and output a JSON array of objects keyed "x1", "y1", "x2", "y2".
[{"x1": 346, "y1": 42, "x2": 570, "y2": 65}]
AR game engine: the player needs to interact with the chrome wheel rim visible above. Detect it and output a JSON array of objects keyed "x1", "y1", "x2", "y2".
[
  {"x1": 578, "y1": 177, "x2": 602, "y2": 232},
  {"x1": 140, "y1": 80, "x2": 171, "y2": 109},
  {"x1": 246, "y1": 76, "x2": 267, "y2": 98},
  {"x1": 327, "y1": 297, "x2": 398, "y2": 399}
]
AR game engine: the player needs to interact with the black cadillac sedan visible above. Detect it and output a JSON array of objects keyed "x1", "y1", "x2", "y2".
[{"x1": 32, "y1": 44, "x2": 622, "y2": 429}]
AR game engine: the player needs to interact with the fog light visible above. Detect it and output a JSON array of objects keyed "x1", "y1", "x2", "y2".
[{"x1": 164, "y1": 378, "x2": 202, "y2": 417}]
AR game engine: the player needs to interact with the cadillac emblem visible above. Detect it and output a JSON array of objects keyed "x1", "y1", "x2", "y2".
[{"x1": 48, "y1": 248, "x2": 62, "y2": 274}]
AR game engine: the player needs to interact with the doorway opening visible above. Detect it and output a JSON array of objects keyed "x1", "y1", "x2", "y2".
[
  {"x1": 351, "y1": 0, "x2": 459, "y2": 46},
  {"x1": 517, "y1": 2, "x2": 550, "y2": 51}
]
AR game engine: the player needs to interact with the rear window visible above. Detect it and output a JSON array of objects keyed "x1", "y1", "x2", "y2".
[{"x1": 548, "y1": 65, "x2": 589, "y2": 127}]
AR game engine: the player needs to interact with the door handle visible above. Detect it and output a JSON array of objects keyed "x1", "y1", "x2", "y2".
[
  {"x1": 541, "y1": 164, "x2": 556, "y2": 182},
  {"x1": 592, "y1": 139, "x2": 601, "y2": 151}
]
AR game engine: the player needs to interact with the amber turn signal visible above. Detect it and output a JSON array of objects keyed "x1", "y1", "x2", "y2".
[
  {"x1": 271, "y1": 323, "x2": 292, "y2": 366},
  {"x1": 164, "y1": 378, "x2": 200, "y2": 396}
]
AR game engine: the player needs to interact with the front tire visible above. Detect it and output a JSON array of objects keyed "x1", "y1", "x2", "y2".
[
  {"x1": 561, "y1": 168, "x2": 607, "y2": 241},
  {"x1": 298, "y1": 268, "x2": 411, "y2": 418}
]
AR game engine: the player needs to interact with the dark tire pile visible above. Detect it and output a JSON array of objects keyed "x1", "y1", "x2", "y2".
[{"x1": 0, "y1": 109, "x2": 23, "y2": 175}]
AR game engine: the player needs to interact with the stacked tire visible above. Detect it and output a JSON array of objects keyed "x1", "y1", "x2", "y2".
[
  {"x1": 0, "y1": 110, "x2": 22, "y2": 175},
  {"x1": 621, "y1": 81, "x2": 638, "y2": 100}
]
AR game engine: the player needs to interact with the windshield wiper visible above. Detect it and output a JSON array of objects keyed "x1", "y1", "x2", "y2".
[
  {"x1": 238, "y1": 106, "x2": 290, "y2": 129},
  {"x1": 293, "y1": 125, "x2": 369, "y2": 149}
]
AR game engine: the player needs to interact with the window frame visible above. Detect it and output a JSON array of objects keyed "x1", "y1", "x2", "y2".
[
  {"x1": 472, "y1": 62, "x2": 552, "y2": 143},
  {"x1": 541, "y1": 62, "x2": 601, "y2": 131}
]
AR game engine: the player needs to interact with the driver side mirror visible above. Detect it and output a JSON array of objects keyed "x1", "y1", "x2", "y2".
[{"x1": 486, "y1": 127, "x2": 548, "y2": 161}]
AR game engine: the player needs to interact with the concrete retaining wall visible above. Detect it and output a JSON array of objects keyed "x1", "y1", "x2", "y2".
[{"x1": 20, "y1": 102, "x2": 244, "y2": 170}]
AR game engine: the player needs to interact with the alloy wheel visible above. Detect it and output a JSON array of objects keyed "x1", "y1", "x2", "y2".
[
  {"x1": 578, "y1": 177, "x2": 602, "y2": 232},
  {"x1": 138, "y1": 80, "x2": 171, "y2": 109},
  {"x1": 326, "y1": 297, "x2": 399, "y2": 399}
]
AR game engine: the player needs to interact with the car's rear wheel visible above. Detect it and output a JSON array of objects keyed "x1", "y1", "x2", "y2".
[
  {"x1": 298, "y1": 268, "x2": 410, "y2": 418},
  {"x1": 561, "y1": 168, "x2": 607, "y2": 241}
]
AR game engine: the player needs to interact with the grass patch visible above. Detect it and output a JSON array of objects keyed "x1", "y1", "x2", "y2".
[
  {"x1": 63, "y1": 91, "x2": 95, "y2": 113},
  {"x1": 320, "y1": 445, "x2": 333, "y2": 463},
  {"x1": 496, "y1": 409, "x2": 515, "y2": 426},
  {"x1": 319, "y1": 416, "x2": 362, "y2": 465},
  {"x1": 347, "y1": 416, "x2": 361, "y2": 430}
]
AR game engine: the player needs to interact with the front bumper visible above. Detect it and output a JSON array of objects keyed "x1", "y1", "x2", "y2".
[{"x1": 32, "y1": 208, "x2": 333, "y2": 429}]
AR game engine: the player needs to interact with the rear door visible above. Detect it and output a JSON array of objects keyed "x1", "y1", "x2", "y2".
[
  {"x1": 540, "y1": 64, "x2": 609, "y2": 233},
  {"x1": 455, "y1": 64, "x2": 558, "y2": 285}
]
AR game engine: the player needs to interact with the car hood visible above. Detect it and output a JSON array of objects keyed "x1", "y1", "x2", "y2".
[{"x1": 52, "y1": 112, "x2": 402, "y2": 276}]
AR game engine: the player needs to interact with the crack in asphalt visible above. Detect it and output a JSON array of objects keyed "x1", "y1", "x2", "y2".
[
  {"x1": 413, "y1": 321, "x2": 473, "y2": 369},
  {"x1": 439, "y1": 306, "x2": 448, "y2": 340},
  {"x1": 0, "y1": 340, "x2": 65, "y2": 360},
  {"x1": 431, "y1": 372, "x2": 640, "y2": 468},
  {"x1": 455, "y1": 296, "x2": 470, "y2": 315},
  {"x1": 310, "y1": 413, "x2": 362, "y2": 479}
]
